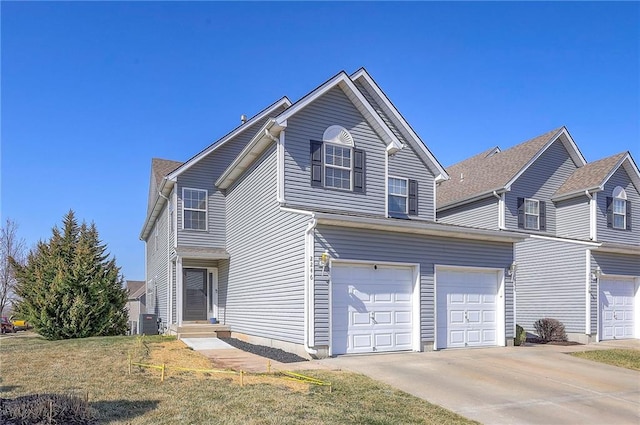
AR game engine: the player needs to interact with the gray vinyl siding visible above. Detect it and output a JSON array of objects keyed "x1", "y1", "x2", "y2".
[
  {"x1": 177, "y1": 113, "x2": 284, "y2": 248},
  {"x1": 223, "y1": 144, "x2": 309, "y2": 344},
  {"x1": 171, "y1": 263, "x2": 176, "y2": 325},
  {"x1": 505, "y1": 140, "x2": 579, "y2": 233},
  {"x1": 596, "y1": 167, "x2": 640, "y2": 245},
  {"x1": 145, "y1": 203, "x2": 169, "y2": 324},
  {"x1": 437, "y1": 197, "x2": 499, "y2": 229},
  {"x1": 283, "y1": 86, "x2": 386, "y2": 216},
  {"x1": 388, "y1": 145, "x2": 436, "y2": 220},
  {"x1": 515, "y1": 238, "x2": 588, "y2": 335},
  {"x1": 313, "y1": 226, "x2": 515, "y2": 345},
  {"x1": 555, "y1": 195, "x2": 591, "y2": 240}
]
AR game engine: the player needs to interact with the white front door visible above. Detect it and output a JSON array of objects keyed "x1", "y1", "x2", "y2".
[
  {"x1": 600, "y1": 278, "x2": 636, "y2": 340},
  {"x1": 331, "y1": 263, "x2": 414, "y2": 355},
  {"x1": 437, "y1": 268, "x2": 500, "y2": 349}
]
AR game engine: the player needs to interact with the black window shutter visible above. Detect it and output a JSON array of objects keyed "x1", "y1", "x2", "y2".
[
  {"x1": 539, "y1": 201, "x2": 546, "y2": 231},
  {"x1": 517, "y1": 197, "x2": 524, "y2": 229},
  {"x1": 606, "y1": 196, "x2": 613, "y2": 228},
  {"x1": 353, "y1": 149, "x2": 365, "y2": 193},
  {"x1": 626, "y1": 201, "x2": 632, "y2": 230},
  {"x1": 408, "y1": 179, "x2": 418, "y2": 215},
  {"x1": 310, "y1": 141, "x2": 323, "y2": 187}
]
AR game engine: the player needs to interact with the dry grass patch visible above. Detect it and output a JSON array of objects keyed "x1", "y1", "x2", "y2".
[
  {"x1": 0, "y1": 335, "x2": 476, "y2": 424},
  {"x1": 570, "y1": 348, "x2": 640, "y2": 371}
]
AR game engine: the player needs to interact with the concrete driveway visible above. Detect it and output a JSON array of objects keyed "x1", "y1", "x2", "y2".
[{"x1": 324, "y1": 340, "x2": 640, "y2": 424}]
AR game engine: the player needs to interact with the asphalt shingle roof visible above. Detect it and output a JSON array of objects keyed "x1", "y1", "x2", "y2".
[
  {"x1": 553, "y1": 152, "x2": 627, "y2": 198},
  {"x1": 152, "y1": 158, "x2": 183, "y2": 190},
  {"x1": 437, "y1": 127, "x2": 563, "y2": 209}
]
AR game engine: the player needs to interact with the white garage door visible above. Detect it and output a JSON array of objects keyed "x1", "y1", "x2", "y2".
[
  {"x1": 331, "y1": 263, "x2": 414, "y2": 355},
  {"x1": 437, "y1": 268, "x2": 499, "y2": 349},
  {"x1": 600, "y1": 278, "x2": 636, "y2": 340}
]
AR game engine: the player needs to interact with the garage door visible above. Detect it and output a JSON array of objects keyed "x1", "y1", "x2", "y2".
[
  {"x1": 600, "y1": 278, "x2": 636, "y2": 340},
  {"x1": 437, "y1": 268, "x2": 499, "y2": 349},
  {"x1": 331, "y1": 263, "x2": 414, "y2": 355}
]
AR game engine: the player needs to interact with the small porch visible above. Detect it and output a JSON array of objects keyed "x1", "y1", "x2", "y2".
[{"x1": 169, "y1": 246, "x2": 228, "y2": 335}]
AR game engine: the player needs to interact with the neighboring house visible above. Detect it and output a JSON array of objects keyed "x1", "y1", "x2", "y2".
[
  {"x1": 437, "y1": 127, "x2": 640, "y2": 343},
  {"x1": 126, "y1": 280, "x2": 146, "y2": 334},
  {"x1": 140, "y1": 69, "x2": 526, "y2": 358}
]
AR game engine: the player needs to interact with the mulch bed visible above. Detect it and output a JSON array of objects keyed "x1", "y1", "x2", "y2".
[
  {"x1": 526, "y1": 337, "x2": 582, "y2": 346},
  {"x1": 220, "y1": 338, "x2": 308, "y2": 363}
]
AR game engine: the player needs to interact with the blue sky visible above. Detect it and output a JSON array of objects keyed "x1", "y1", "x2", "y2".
[{"x1": 2, "y1": 2, "x2": 638, "y2": 281}]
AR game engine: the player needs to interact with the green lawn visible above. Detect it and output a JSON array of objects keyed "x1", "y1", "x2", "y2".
[
  {"x1": 570, "y1": 349, "x2": 640, "y2": 371},
  {"x1": 0, "y1": 334, "x2": 476, "y2": 424}
]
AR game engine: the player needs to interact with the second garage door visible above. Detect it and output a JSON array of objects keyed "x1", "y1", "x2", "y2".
[
  {"x1": 600, "y1": 277, "x2": 636, "y2": 340},
  {"x1": 331, "y1": 263, "x2": 415, "y2": 355},
  {"x1": 436, "y1": 268, "x2": 501, "y2": 349}
]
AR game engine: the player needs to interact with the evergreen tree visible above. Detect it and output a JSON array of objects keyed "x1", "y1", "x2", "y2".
[{"x1": 10, "y1": 211, "x2": 128, "y2": 339}]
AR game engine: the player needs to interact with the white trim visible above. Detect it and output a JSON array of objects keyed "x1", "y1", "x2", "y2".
[
  {"x1": 277, "y1": 130, "x2": 286, "y2": 203},
  {"x1": 176, "y1": 257, "x2": 183, "y2": 326},
  {"x1": 384, "y1": 154, "x2": 389, "y2": 218},
  {"x1": 279, "y1": 206, "x2": 315, "y2": 216},
  {"x1": 323, "y1": 125, "x2": 354, "y2": 147},
  {"x1": 172, "y1": 188, "x2": 178, "y2": 248},
  {"x1": 597, "y1": 273, "x2": 640, "y2": 341},
  {"x1": 432, "y1": 179, "x2": 437, "y2": 220},
  {"x1": 590, "y1": 192, "x2": 598, "y2": 240},
  {"x1": 350, "y1": 68, "x2": 449, "y2": 180},
  {"x1": 585, "y1": 249, "x2": 591, "y2": 336},
  {"x1": 498, "y1": 193, "x2": 506, "y2": 229},
  {"x1": 434, "y1": 265, "x2": 506, "y2": 350},
  {"x1": 529, "y1": 234, "x2": 601, "y2": 247},
  {"x1": 387, "y1": 175, "x2": 409, "y2": 215},
  {"x1": 207, "y1": 267, "x2": 219, "y2": 320},
  {"x1": 329, "y1": 259, "x2": 421, "y2": 355},
  {"x1": 524, "y1": 198, "x2": 540, "y2": 231},
  {"x1": 603, "y1": 154, "x2": 640, "y2": 195},
  {"x1": 181, "y1": 187, "x2": 208, "y2": 231}
]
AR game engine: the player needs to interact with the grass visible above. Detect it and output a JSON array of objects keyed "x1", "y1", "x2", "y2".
[
  {"x1": 0, "y1": 334, "x2": 477, "y2": 424},
  {"x1": 570, "y1": 348, "x2": 640, "y2": 371}
]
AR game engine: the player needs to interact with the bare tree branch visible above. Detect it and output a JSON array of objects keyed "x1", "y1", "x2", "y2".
[{"x1": 0, "y1": 218, "x2": 27, "y2": 316}]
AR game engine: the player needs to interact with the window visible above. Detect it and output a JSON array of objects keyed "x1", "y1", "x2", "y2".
[
  {"x1": 388, "y1": 177, "x2": 408, "y2": 214},
  {"x1": 325, "y1": 144, "x2": 352, "y2": 190},
  {"x1": 517, "y1": 197, "x2": 546, "y2": 231},
  {"x1": 310, "y1": 126, "x2": 365, "y2": 192},
  {"x1": 608, "y1": 186, "x2": 630, "y2": 230},
  {"x1": 182, "y1": 188, "x2": 207, "y2": 230},
  {"x1": 524, "y1": 199, "x2": 539, "y2": 230}
]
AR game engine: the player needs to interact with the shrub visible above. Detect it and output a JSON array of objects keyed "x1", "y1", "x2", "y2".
[
  {"x1": 514, "y1": 324, "x2": 527, "y2": 346},
  {"x1": 0, "y1": 393, "x2": 96, "y2": 424},
  {"x1": 533, "y1": 318, "x2": 567, "y2": 342}
]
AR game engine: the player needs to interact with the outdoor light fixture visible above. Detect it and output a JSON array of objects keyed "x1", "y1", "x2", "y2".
[
  {"x1": 506, "y1": 261, "x2": 518, "y2": 277},
  {"x1": 319, "y1": 250, "x2": 330, "y2": 268},
  {"x1": 591, "y1": 266, "x2": 602, "y2": 283}
]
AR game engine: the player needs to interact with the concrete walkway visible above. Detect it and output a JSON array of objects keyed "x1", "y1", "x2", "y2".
[{"x1": 324, "y1": 340, "x2": 640, "y2": 425}]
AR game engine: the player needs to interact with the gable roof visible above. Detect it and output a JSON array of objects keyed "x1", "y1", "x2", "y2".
[
  {"x1": 218, "y1": 68, "x2": 449, "y2": 189},
  {"x1": 553, "y1": 151, "x2": 640, "y2": 201},
  {"x1": 140, "y1": 98, "x2": 291, "y2": 240},
  {"x1": 350, "y1": 68, "x2": 448, "y2": 181},
  {"x1": 126, "y1": 280, "x2": 146, "y2": 299},
  {"x1": 437, "y1": 126, "x2": 587, "y2": 210},
  {"x1": 151, "y1": 158, "x2": 183, "y2": 192}
]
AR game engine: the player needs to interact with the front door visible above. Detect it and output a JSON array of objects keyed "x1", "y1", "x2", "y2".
[{"x1": 183, "y1": 268, "x2": 207, "y2": 321}]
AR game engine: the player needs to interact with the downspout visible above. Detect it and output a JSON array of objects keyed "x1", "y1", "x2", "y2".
[
  {"x1": 584, "y1": 190, "x2": 595, "y2": 240},
  {"x1": 304, "y1": 214, "x2": 318, "y2": 356},
  {"x1": 492, "y1": 191, "x2": 504, "y2": 229},
  {"x1": 265, "y1": 128, "x2": 279, "y2": 143},
  {"x1": 159, "y1": 190, "x2": 171, "y2": 332}
]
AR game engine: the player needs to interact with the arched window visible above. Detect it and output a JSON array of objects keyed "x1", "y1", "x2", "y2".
[{"x1": 609, "y1": 186, "x2": 628, "y2": 230}]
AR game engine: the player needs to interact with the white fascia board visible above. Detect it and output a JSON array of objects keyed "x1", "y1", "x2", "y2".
[
  {"x1": 602, "y1": 154, "x2": 640, "y2": 194},
  {"x1": 139, "y1": 178, "x2": 176, "y2": 241},
  {"x1": 593, "y1": 242, "x2": 640, "y2": 256},
  {"x1": 350, "y1": 68, "x2": 449, "y2": 180},
  {"x1": 273, "y1": 71, "x2": 403, "y2": 152},
  {"x1": 437, "y1": 189, "x2": 505, "y2": 212},
  {"x1": 216, "y1": 120, "x2": 285, "y2": 189},
  {"x1": 167, "y1": 97, "x2": 291, "y2": 180},
  {"x1": 551, "y1": 187, "x2": 602, "y2": 202},
  {"x1": 505, "y1": 127, "x2": 587, "y2": 190},
  {"x1": 529, "y1": 234, "x2": 601, "y2": 247},
  {"x1": 315, "y1": 213, "x2": 527, "y2": 243}
]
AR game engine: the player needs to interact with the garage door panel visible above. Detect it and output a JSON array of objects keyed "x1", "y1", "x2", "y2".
[
  {"x1": 437, "y1": 269, "x2": 500, "y2": 349},
  {"x1": 600, "y1": 278, "x2": 635, "y2": 341},
  {"x1": 332, "y1": 264, "x2": 414, "y2": 355}
]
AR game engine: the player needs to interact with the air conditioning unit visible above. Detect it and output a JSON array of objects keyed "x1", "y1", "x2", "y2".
[{"x1": 138, "y1": 314, "x2": 158, "y2": 335}]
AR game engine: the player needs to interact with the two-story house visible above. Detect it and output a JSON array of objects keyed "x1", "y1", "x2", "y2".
[
  {"x1": 140, "y1": 69, "x2": 526, "y2": 358},
  {"x1": 437, "y1": 127, "x2": 640, "y2": 343}
]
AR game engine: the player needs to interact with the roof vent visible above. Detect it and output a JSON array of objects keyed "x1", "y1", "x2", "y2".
[
  {"x1": 240, "y1": 114, "x2": 247, "y2": 124},
  {"x1": 323, "y1": 125, "x2": 354, "y2": 146},
  {"x1": 460, "y1": 173, "x2": 464, "y2": 182}
]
